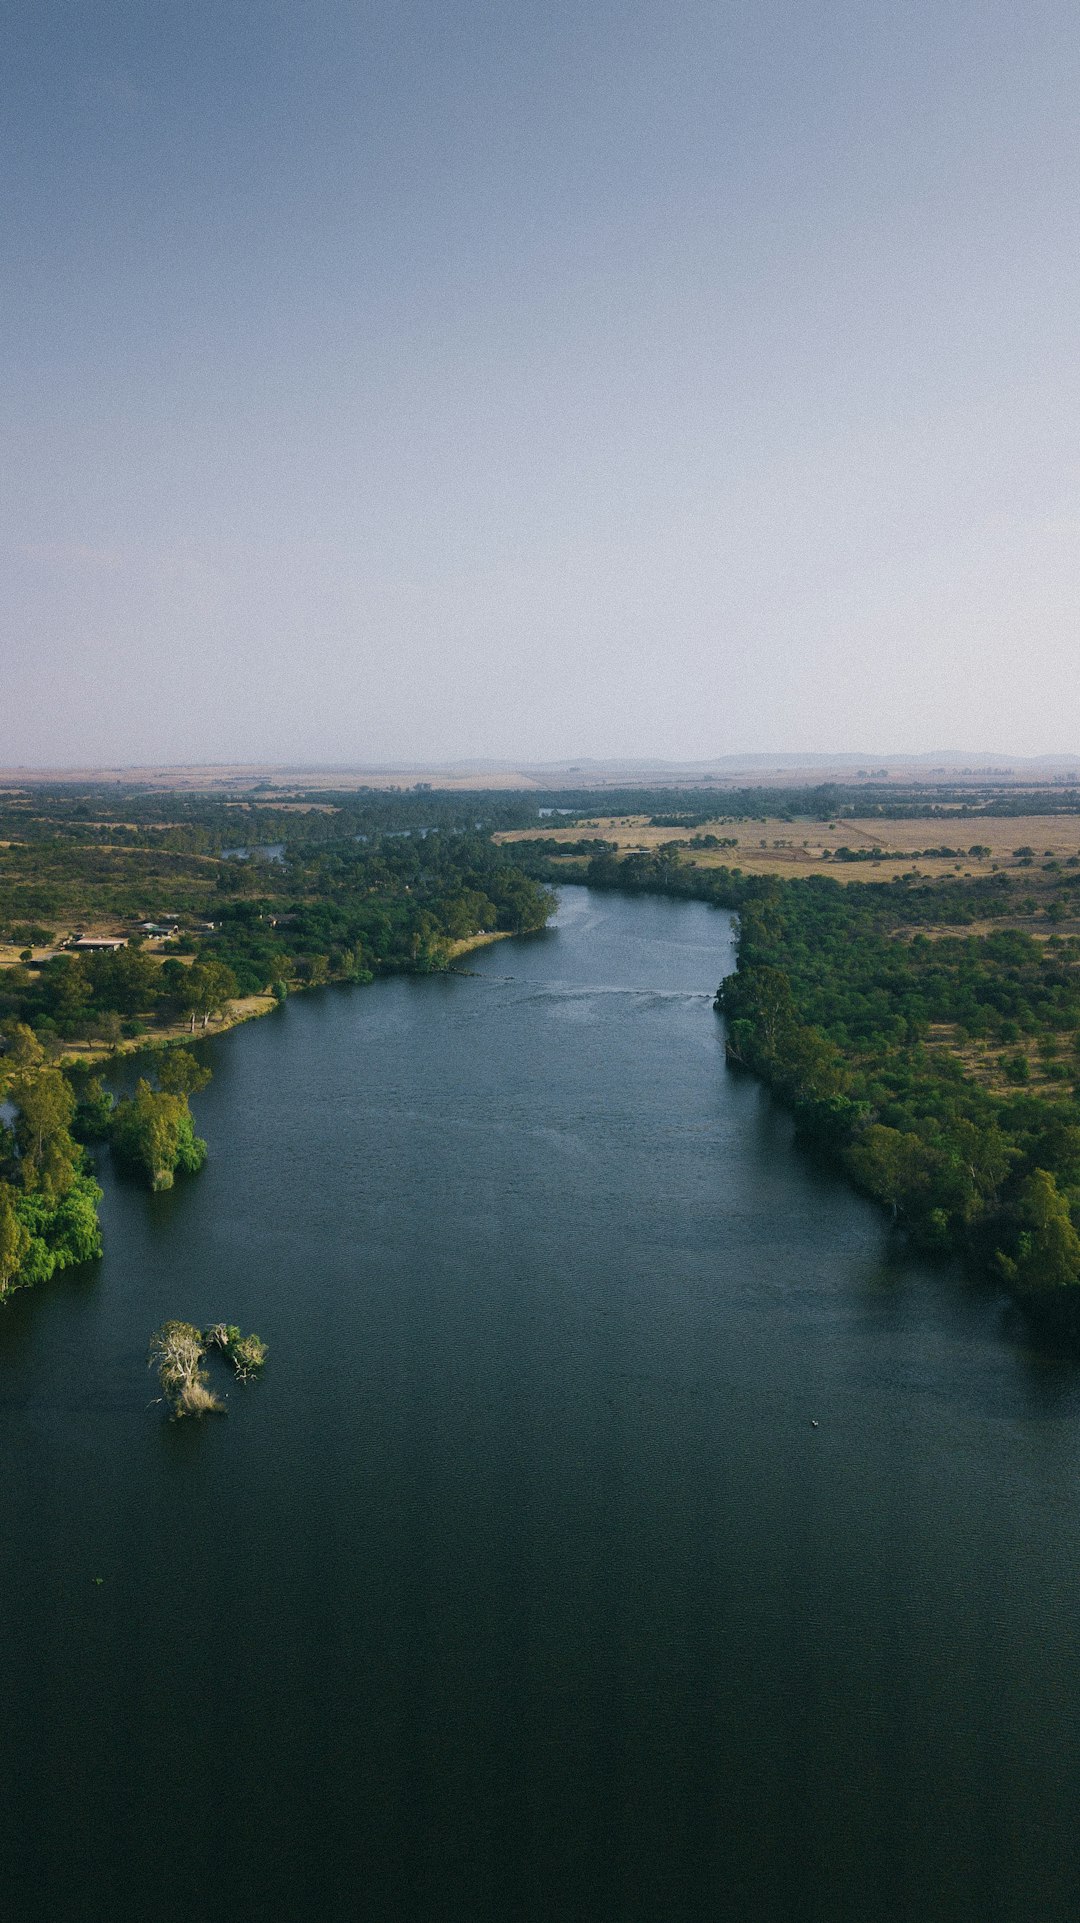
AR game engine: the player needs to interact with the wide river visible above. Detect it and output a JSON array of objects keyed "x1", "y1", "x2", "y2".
[{"x1": 3, "y1": 887, "x2": 1080, "y2": 1921}]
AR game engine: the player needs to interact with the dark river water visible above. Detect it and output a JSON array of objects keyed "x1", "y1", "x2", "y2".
[{"x1": 3, "y1": 886, "x2": 1080, "y2": 1923}]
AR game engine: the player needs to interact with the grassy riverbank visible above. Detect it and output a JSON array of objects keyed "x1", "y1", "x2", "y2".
[
  {"x1": 53, "y1": 994, "x2": 277, "y2": 1066},
  {"x1": 52, "y1": 931, "x2": 514, "y2": 1068},
  {"x1": 49, "y1": 930, "x2": 515, "y2": 1069}
]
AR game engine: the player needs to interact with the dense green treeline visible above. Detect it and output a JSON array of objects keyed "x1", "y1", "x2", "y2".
[
  {"x1": 0, "y1": 785, "x2": 538, "y2": 845},
  {"x1": 719, "y1": 885, "x2": 1080, "y2": 1333},
  {"x1": 190, "y1": 832, "x2": 554, "y2": 997},
  {"x1": 0, "y1": 948, "x2": 239, "y2": 1046},
  {"x1": 519, "y1": 836, "x2": 1080, "y2": 926},
  {"x1": 0, "y1": 785, "x2": 566, "y2": 860}
]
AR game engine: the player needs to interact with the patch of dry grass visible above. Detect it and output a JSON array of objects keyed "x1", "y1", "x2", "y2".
[
  {"x1": 446, "y1": 930, "x2": 511, "y2": 959},
  {"x1": 923, "y1": 1022, "x2": 1080, "y2": 1097}
]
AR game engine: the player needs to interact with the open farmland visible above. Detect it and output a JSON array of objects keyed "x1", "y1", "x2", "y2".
[{"x1": 497, "y1": 813, "x2": 1080, "y2": 882}]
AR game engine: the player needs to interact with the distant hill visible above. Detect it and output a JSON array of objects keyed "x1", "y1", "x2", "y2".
[{"x1": 2, "y1": 753, "x2": 1080, "y2": 792}]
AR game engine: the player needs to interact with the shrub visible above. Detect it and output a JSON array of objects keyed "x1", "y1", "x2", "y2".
[{"x1": 148, "y1": 1321, "x2": 223, "y2": 1419}]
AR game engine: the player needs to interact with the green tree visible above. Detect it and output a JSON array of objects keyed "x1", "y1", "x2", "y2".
[
  {"x1": 722, "y1": 964, "x2": 796, "y2": 1062},
  {"x1": 998, "y1": 1169, "x2": 1080, "y2": 1296},
  {"x1": 110, "y1": 1080, "x2": 207, "y2": 1189},
  {"x1": 945, "y1": 1119, "x2": 1018, "y2": 1221},
  {"x1": 179, "y1": 960, "x2": 238, "y2": 1031},
  {"x1": 845, "y1": 1125, "x2": 939, "y2": 1221},
  {"x1": 8, "y1": 1173, "x2": 103, "y2": 1288},
  {"x1": 47, "y1": 1175, "x2": 104, "y2": 1267},
  {"x1": 157, "y1": 1048, "x2": 212, "y2": 1097},
  {"x1": 10, "y1": 1067, "x2": 78, "y2": 1198},
  {"x1": 40, "y1": 956, "x2": 91, "y2": 1030},
  {"x1": 73, "y1": 1075, "x2": 114, "y2": 1141},
  {"x1": 0, "y1": 1023, "x2": 45, "y2": 1087},
  {"x1": 0, "y1": 1181, "x2": 31, "y2": 1296},
  {"x1": 87, "y1": 946, "x2": 163, "y2": 1014}
]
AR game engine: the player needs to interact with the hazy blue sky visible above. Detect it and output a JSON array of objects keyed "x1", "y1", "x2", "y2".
[{"x1": 4, "y1": 1, "x2": 1080, "y2": 765}]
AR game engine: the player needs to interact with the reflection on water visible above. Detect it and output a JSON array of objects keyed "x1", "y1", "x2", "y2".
[{"x1": 1, "y1": 887, "x2": 1079, "y2": 1922}]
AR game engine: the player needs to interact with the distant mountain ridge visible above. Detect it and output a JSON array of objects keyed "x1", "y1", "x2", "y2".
[{"x1": 2, "y1": 753, "x2": 1080, "y2": 791}]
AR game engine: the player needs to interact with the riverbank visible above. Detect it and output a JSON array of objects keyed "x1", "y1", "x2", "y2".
[
  {"x1": 55, "y1": 993, "x2": 279, "y2": 1067},
  {"x1": 52, "y1": 929, "x2": 513, "y2": 1069}
]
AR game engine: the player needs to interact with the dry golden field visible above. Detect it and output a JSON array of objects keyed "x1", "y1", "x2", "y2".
[
  {"x1": 0, "y1": 765, "x2": 545, "y2": 792},
  {"x1": 497, "y1": 813, "x2": 1080, "y2": 883}
]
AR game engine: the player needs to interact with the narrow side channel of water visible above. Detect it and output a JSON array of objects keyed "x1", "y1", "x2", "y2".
[{"x1": 2, "y1": 886, "x2": 1079, "y2": 1922}]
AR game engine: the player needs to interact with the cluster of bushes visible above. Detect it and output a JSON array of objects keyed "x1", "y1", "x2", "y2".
[
  {"x1": 649, "y1": 812, "x2": 712, "y2": 828},
  {"x1": 104, "y1": 1052, "x2": 210, "y2": 1192},
  {"x1": 0, "y1": 1033, "x2": 216, "y2": 1301},
  {"x1": 148, "y1": 1320, "x2": 267, "y2": 1419},
  {"x1": 824, "y1": 843, "x2": 997, "y2": 863},
  {"x1": 508, "y1": 837, "x2": 617, "y2": 864},
  {"x1": 820, "y1": 842, "x2": 1006, "y2": 865}
]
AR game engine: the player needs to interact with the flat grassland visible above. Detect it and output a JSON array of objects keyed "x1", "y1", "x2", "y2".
[
  {"x1": 0, "y1": 764, "x2": 543, "y2": 792},
  {"x1": 496, "y1": 814, "x2": 1080, "y2": 882}
]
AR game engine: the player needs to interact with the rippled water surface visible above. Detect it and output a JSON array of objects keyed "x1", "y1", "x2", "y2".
[{"x1": 3, "y1": 887, "x2": 1080, "y2": 1922}]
